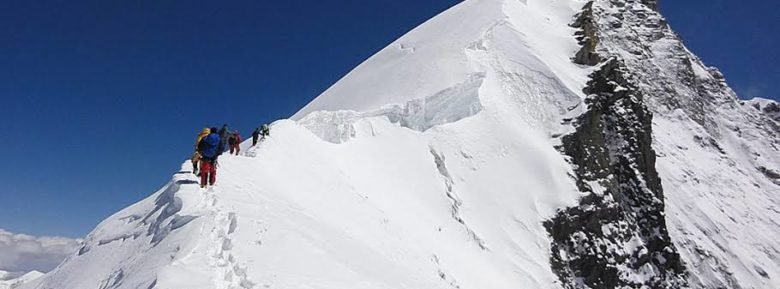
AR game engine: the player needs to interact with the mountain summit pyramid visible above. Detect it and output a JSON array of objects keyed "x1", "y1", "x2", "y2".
[{"x1": 25, "y1": 0, "x2": 780, "y2": 288}]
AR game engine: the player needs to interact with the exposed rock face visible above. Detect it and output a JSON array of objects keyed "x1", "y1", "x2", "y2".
[
  {"x1": 547, "y1": 58, "x2": 687, "y2": 289},
  {"x1": 559, "y1": 0, "x2": 780, "y2": 288},
  {"x1": 763, "y1": 101, "x2": 780, "y2": 116},
  {"x1": 593, "y1": 0, "x2": 731, "y2": 135},
  {"x1": 545, "y1": 1, "x2": 694, "y2": 287},
  {"x1": 642, "y1": 0, "x2": 659, "y2": 11},
  {"x1": 746, "y1": 98, "x2": 780, "y2": 124},
  {"x1": 762, "y1": 102, "x2": 780, "y2": 121}
]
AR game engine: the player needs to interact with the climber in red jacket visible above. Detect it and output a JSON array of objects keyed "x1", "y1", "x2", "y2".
[{"x1": 229, "y1": 131, "x2": 242, "y2": 155}]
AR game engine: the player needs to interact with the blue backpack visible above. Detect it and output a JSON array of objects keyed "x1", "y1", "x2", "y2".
[{"x1": 199, "y1": 133, "x2": 222, "y2": 159}]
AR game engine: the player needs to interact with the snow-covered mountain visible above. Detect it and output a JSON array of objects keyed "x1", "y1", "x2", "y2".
[
  {"x1": 0, "y1": 271, "x2": 43, "y2": 289},
  {"x1": 24, "y1": 0, "x2": 779, "y2": 288}
]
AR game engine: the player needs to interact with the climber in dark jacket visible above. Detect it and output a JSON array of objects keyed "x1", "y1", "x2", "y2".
[
  {"x1": 218, "y1": 124, "x2": 229, "y2": 152},
  {"x1": 261, "y1": 124, "x2": 270, "y2": 138},
  {"x1": 251, "y1": 127, "x2": 260, "y2": 146},
  {"x1": 197, "y1": 127, "x2": 223, "y2": 188}
]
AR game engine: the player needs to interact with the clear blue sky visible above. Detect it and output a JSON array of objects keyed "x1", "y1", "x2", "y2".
[{"x1": 1, "y1": 0, "x2": 777, "y2": 238}]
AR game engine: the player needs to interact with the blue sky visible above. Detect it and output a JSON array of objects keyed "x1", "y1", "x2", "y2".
[
  {"x1": 661, "y1": 0, "x2": 779, "y2": 99},
  {"x1": 0, "y1": 0, "x2": 777, "y2": 238}
]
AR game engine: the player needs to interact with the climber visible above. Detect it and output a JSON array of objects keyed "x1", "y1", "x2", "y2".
[
  {"x1": 251, "y1": 127, "x2": 260, "y2": 146},
  {"x1": 229, "y1": 131, "x2": 242, "y2": 155},
  {"x1": 191, "y1": 128, "x2": 210, "y2": 176},
  {"x1": 260, "y1": 123, "x2": 270, "y2": 139},
  {"x1": 218, "y1": 124, "x2": 230, "y2": 152},
  {"x1": 198, "y1": 127, "x2": 223, "y2": 188}
]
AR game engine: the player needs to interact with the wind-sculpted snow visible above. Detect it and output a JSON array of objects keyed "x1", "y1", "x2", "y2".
[
  {"x1": 27, "y1": 1, "x2": 594, "y2": 287},
  {"x1": 291, "y1": 0, "x2": 503, "y2": 119},
  {"x1": 298, "y1": 73, "x2": 485, "y2": 143},
  {"x1": 23, "y1": 170, "x2": 215, "y2": 289},
  {"x1": 292, "y1": 0, "x2": 588, "y2": 121},
  {"x1": 0, "y1": 271, "x2": 43, "y2": 289},
  {"x1": 24, "y1": 0, "x2": 780, "y2": 288}
]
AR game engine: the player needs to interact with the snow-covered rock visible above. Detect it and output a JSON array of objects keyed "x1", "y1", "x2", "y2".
[
  {"x1": 583, "y1": 1, "x2": 780, "y2": 288},
  {"x1": 745, "y1": 97, "x2": 780, "y2": 123},
  {"x1": 22, "y1": 0, "x2": 780, "y2": 288}
]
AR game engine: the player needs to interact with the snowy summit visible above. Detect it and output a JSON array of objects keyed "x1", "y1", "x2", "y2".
[{"x1": 24, "y1": 0, "x2": 780, "y2": 289}]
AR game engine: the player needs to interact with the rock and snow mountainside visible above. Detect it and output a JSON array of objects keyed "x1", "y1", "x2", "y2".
[
  {"x1": 745, "y1": 97, "x2": 780, "y2": 124},
  {"x1": 24, "y1": 0, "x2": 780, "y2": 289},
  {"x1": 579, "y1": 1, "x2": 780, "y2": 288}
]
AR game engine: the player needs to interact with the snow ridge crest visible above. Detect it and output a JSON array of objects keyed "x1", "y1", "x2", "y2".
[{"x1": 298, "y1": 73, "x2": 485, "y2": 143}]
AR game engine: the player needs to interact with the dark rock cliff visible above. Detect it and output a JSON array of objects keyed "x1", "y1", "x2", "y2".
[
  {"x1": 572, "y1": 2, "x2": 600, "y2": 66},
  {"x1": 546, "y1": 58, "x2": 687, "y2": 289},
  {"x1": 544, "y1": 1, "x2": 688, "y2": 288}
]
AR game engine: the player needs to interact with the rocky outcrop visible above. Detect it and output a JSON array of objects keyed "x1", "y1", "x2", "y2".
[
  {"x1": 546, "y1": 2, "x2": 688, "y2": 287},
  {"x1": 746, "y1": 98, "x2": 780, "y2": 124},
  {"x1": 747, "y1": 98, "x2": 780, "y2": 137},
  {"x1": 572, "y1": 2, "x2": 600, "y2": 66},
  {"x1": 545, "y1": 58, "x2": 688, "y2": 289},
  {"x1": 762, "y1": 102, "x2": 780, "y2": 121},
  {"x1": 573, "y1": 0, "x2": 660, "y2": 66},
  {"x1": 642, "y1": 0, "x2": 659, "y2": 11},
  {"x1": 762, "y1": 101, "x2": 780, "y2": 117},
  {"x1": 586, "y1": 1, "x2": 780, "y2": 288}
]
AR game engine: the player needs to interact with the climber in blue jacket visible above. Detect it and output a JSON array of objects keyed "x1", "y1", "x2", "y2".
[{"x1": 197, "y1": 127, "x2": 224, "y2": 188}]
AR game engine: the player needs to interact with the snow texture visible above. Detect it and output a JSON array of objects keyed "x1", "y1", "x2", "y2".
[
  {"x1": 0, "y1": 271, "x2": 43, "y2": 289},
  {"x1": 22, "y1": 0, "x2": 780, "y2": 288}
]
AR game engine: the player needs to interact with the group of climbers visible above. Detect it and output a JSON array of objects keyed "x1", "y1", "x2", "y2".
[{"x1": 190, "y1": 124, "x2": 271, "y2": 188}]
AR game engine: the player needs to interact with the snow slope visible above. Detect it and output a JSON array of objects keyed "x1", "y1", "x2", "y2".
[
  {"x1": 25, "y1": 117, "x2": 582, "y2": 289},
  {"x1": 26, "y1": 0, "x2": 594, "y2": 288},
  {"x1": 0, "y1": 271, "x2": 43, "y2": 289},
  {"x1": 746, "y1": 97, "x2": 780, "y2": 123},
  {"x1": 293, "y1": 0, "x2": 589, "y2": 125},
  {"x1": 23, "y1": 0, "x2": 780, "y2": 288}
]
